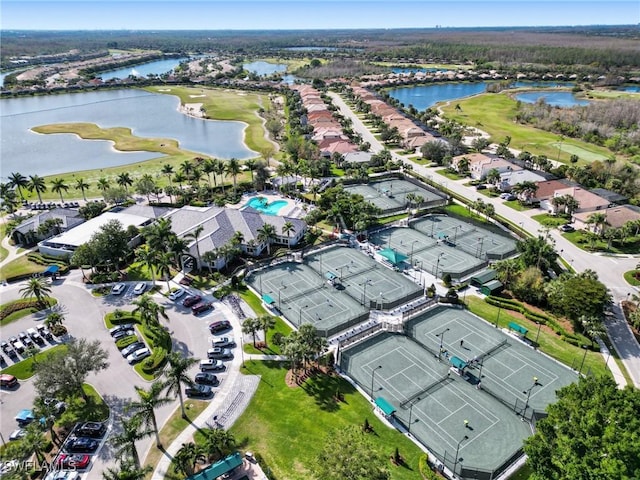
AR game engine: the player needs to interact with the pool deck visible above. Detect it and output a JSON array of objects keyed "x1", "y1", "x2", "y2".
[{"x1": 227, "y1": 191, "x2": 308, "y2": 218}]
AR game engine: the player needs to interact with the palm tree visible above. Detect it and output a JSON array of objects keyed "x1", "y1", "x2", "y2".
[
  {"x1": 117, "y1": 173, "x2": 134, "y2": 193},
  {"x1": 132, "y1": 294, "x2": 168, "y2": 329},
  {"x1": 214, "y1": 159, "x2": 226, "y2": 193},
  {"x1": 200, "y1": 428, "x2": 236, "y2": 462},
  {"x1": 225, "y1": 158, "x2": 242, "y2": 191},
  {"x1": 281, "y1": 221, "x2": 295, "y2": 250},
  {"x1": 74, "y1": 178, "x2": 90, "y2": 201},
  {"x1": 128, "y1": 382, "x2": 172, "y2": 448},
  {"x1": 27, "y1": 175, "x2": 47, "y2": 203},
  {"x1": 483, "y1": 203, "x2": 495, "y2": 220},
  {"x1": 163, "y1": 352, "x2": 197, "y2": 419},
  {"x1": 180, "y1": 160, "x2": 194, "y2": 177},
  {"x1": 8, "y1": 172, "x2": 29, "y2": 201},
  {"x1": 135, "y1": 245, "x2": 159, "y2": 286},
  {"x1": 97, "y1": 177, "x2": 110, "y2": 193},
  {"x1": 202, "y1": 158, "x2": 216, "y2": 188},
  {"x1": 103, "y1": 460, "x2": 152, "y2": 480},
  {"x1": 173, "y1": 442, "x2": 205, "y2": 477},
  {"x1": 156, "y1": 251, "x2": 174, "y2": 291},
  {"x1": 110, "y1": 416, "x2": 151, "y2": 469},
  {"x1": 586, "y1": 212, "x2": 608, "y2": 237},
  {"x1": 161, "y1": 164, "x2": 174, "y2": 187},
  {"x1": 258, "y1": 315, "x2": 277, "y2": 348},
  {"x1": 244, "y1": 159, "x2": 257, "y2": 184},
  {"x1": 242, "y1": 317, "x2": 261, "y2": 347},
  {"x1": 257, "y1": 223, "x2": 277, "y2": 255},
  {"x1": 21, "y1": 425, "x2": 49, "y2": 464},
  {"x1": 512, "y1": 181, "x2": 538, "y2": 204},
  {"x1": 173, "y1": 172, "x2": 187, "y2": 191},
  {"x1": 185, "y1": 225, "x2": 205, "y2": 270},
  {"x1": 202, "y1": 249, "x2": 220, "y2": 273},
  {"x1": 45, "y1": 311, "x2": 65, "y2": 328},
  {"x1": 50, "y1": 178, "x2": 69, "y2": 203},
  {"x1": 20, "y1": 277, "x2": 52, "y2": 307},
  {"x1": 167, "y1": 235, "x2": 189, "y2": 270}
]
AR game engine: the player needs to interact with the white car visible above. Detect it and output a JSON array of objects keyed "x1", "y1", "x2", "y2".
[
  {"x1": 133, "y1": 283, "x2": 146, "y2": 295},
  {"x1": 199, "y1": 359, "x2": 225, "y2": 371},
  {"x1": 127, "y1": 347, "x2": 151, "y2": 364},
  {"x1": 9, "y1": 429, "x2": 26, "y2": 441},
  {"x1": 169, "y1": 289, "x2": 186, "y2": 301},
  {"x1": 211, "y1": 336, "x2": 235, "y2": 348},
  {"x1": 111, "y1": 283, "x2": 126, "y2": 295}
]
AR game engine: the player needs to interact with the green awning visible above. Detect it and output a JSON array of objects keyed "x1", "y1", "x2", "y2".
[
  {"x1": 375, "y1": 397, "x2": 397, "y2": 416},
  {"x1": 480, "y1": 279, "x2": 503, "y2": 296},
  {"x1": 262, "y1": 294, "x2": 275, "y2": 305},
  {"x1": 379, "y1": 248, "x2": 408, "y2": 266},
  {"x1": 470, "y1": 269, "x2": 497, "y2": 287},
  {"x1": 508, "y1": 322, "x2": 528, "y2": 335},
  {"x1": 186, "y1": 452, "x2": 243, "y2": 480},
  {"x1": 450, "y1": 356, "x2": 468, "y2": 370}
]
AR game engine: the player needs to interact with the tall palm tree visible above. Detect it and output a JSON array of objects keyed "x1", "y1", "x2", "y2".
[
  {"x1": 173, "y1": 172, "x2": 187, "y2": 191},
  {"x1": 258, "y1": 315, "x2": 277, "y2": 348},
  {"x1": 27, "y1": 175, "x2": 47, "y2": 203},
  {"x1": 7, "y1": 172, "x2": 29, "y2": 201},
  {"x1": 20, "y1": 277, "x2": 52, "y2": 307},
  {"x1": 185, "y1": 225, "x2": 205, "y2": 270},
  {"x1": 202, "y1": 249, "x2": 220, "y2": 273},
  {"x1": 161, "y1": 164, "x2": 174, "y2": 188},
  {"x1": 167, "y1": 235, "x2": 188, "y2": 270},
  {"x1": 200, "y1": 428, "x2": 236, "y2": 463},
  {"x1": 50, "y1": 178, "x2": 69, "y2": 203},
  {"x1": 214, "y1": 160, "x2": 226, "y2": 193},
  {"x1": 225, "y1": 158, "x2": 242, "y2": 191},
  {"x1": 117, "y1": 173, "x2": 134, "y2": 193},
  {"x1": 156, "y1": 251, "x2": 174, "y2": 291},
  {"x1": 281, "y1": 221, "x2": 295, "y2": 250},
  {"x1": 132, "y1": 294, "x2": 168, "y2": 329},
  {"x1": 110, "y1": 416, "x2": 151, "y2": 469},
  {"x1": 97, "y1": 177, "x2": 110, "y2": 193},
  {"x1": 128, "y1": 382, "x2": 172, "y2": 448},
  {"x1": 163, "y1": 352, "x2": 197, "y2": 419},
  {"x1": 179, "y1": 160, "x2": 194, "y2": 177},
  {"x1": 202, "y1": 158, "x2": 216, "y2": 188},
  {"x1": 172, "y1": 442, "x2": 205, "y2": 477},
  {"x1": 257, "y1": 223, "x2": 277, "y2": 255},
  {"x1": 74, "y1": 178, "x2": 90, "y2": 201},
  {"x1": 242, "y1": 317, "x2": 261, "y2": 347},
  {"x1": 21, "y1": 425, "x2": 49, "y2": 464},
  {"x1": 244, "y1": 159, "x2": 257, "y2": 184},
  {"x1": 102, "y1": 461, "x2": 152, "y2": 480},
  {"x1": 135, "y1": 245, "x2": 159, "y2": 286},
  {"x1": 586, "y1": 212, "x2": 608, "y2": 237}
]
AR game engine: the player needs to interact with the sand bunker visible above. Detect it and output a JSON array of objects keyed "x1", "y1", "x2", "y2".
[{"x1": 189, "y1": 94, "x2": 206, "y2": 98}]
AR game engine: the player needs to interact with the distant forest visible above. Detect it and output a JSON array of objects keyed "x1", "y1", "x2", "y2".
[{"x1": 2, "y1": 26, "x2": 640, "y2": 71}]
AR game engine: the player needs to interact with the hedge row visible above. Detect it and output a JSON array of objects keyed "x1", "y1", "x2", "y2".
[
  {"x1": 141, "y1": 346, "x2": 168, "y2": 375},
  {"x1": 26, "y1": 253, "x2": 70, "y2": 273},
  {"x1": 418, "y1": 454, "x2": 440, "y2": 480},
  {"x1": 0, "y1": 297, "x2": 56, "y2": 322},
  {"x1": 485, "y1": 296, "x2": 595, "y2": 349}
]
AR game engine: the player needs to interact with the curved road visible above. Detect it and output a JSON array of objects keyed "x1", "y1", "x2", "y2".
[{"x1": 328, "y1": 91, "x2": 640, "y2": 388}]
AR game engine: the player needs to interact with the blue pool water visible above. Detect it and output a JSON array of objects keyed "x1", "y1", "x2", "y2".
[{"x1": 243, "y1": 197, "x2": 288, "y2": 215}]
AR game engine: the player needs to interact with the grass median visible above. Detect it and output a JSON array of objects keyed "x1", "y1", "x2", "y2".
[{"x1": 1, "y1": 344, "x2": 68, "y2": 379}]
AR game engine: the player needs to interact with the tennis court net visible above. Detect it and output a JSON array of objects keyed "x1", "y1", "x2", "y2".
[{"x1": 400, "y1": 374, "x2": 452, "y2": 409}]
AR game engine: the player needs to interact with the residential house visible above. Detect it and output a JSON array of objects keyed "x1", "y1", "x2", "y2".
[
  {"x1": 573, "y1": 205, "x2": 640, "y2": 232},
  {"x1": 530, "y1": 179, "x2": 575, "y2": 205},
  {"x1": 498, "y1": 170, "x2": 549, "y2": 192},
  {"x1": 547, "y1": 186, "x2": 610, "y2": 214},
  {"x1": 452, "y1": 153, "x2": 520, "y2": 180}
]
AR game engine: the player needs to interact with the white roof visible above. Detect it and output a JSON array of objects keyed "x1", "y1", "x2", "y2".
[{"x1": 43, "y1": 211, "x2": 149, "y2": 248}]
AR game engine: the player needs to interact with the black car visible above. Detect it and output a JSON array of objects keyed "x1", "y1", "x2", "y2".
[
  {"x1": 185, "y1": 384, "x2": 213, "y2": 398},
  {"x1": 208, "y1": 320, "x2": 231, "y2": 333},
  {"x1": 192, "y1": 302, "x2": 213, "y2": 315},
  {"x1": 65, "y1": 436, "x2": 99, "y2": 453},
  {"x1": 183, "y1": 295, "x2": 202, "y2": 308},
  {"x1": 1, "y1": 341, "x2": 10, "y2": 353},
  {"x1": 75, "y1": 421, "x2": 107, "y2": 438},
  {"x1": 112, "y1": 329, "x2": 135, "y2": 341},
  {"x1": 194, "y1": 373, "x2": 219, "y2": 386},
  {"x1": 109, "y1": 324, "x2": 134, "y2": 337}
]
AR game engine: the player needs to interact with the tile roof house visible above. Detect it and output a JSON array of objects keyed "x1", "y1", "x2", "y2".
[
  {"x1": 548, "y1": 186, "x2": 610, "y2": 214},
  {"x1": 531, "y1": 180, "x2": 575, "y2": 203},
  {"x1": 573, "y1": 205, "x2": 640, "y2": 231},
  {"x1": 498, "y1": 170, "x2": 549, "y2": 192},
  {"x1": 11, "y1": 208, "x2": 85, "y2": 246},
  {"x1": 164, "y1": 206, "x2": 307, "y2": 270},
  {"x1": 452, "y1": 153, "x2": 521, "y2": 180}
]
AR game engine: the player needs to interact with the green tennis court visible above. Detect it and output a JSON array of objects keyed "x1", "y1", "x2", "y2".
[
  {"x1": 340, "y1": 305, "x2": 577, "y2": 479},
  {"x1": 344, "y1": 178, "x2": 446, "y2": 214}
]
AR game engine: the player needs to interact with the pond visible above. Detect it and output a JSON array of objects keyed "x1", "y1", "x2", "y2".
[
  {"x1": 242, "y1": 61, "x2": 287, "y2": 76},
  {"x1": 98, "y1": 57, "x2": 190, "y2": 81},
  {"x1": 514, "y1": 91, "x2": 590, "y2": 107},
  {"x1": 0, "y1": 89, "x2": 256, "y2": 177},
  {"x1": 388, "y1": 82, "x2": 490, "y2": 110}
]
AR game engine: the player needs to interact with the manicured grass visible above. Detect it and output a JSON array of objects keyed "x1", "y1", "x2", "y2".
[
  {"x1": 230, "y1": 361, "x2": 425, "y2": 480},
  {"x1": 440, "y1": 93, "x2": 614, "y2": 165},
  {"x1": 80, "y1": 383, "x2": 111, "y2": 422},
  {"x1": 377, "y1": 213, "x2": 409, "y2": 225},
  {"x1": 0, "y1": 255, "x2": 48, "y2": 281},
  {"x1": 142, "y1": 400, "x2": 209, "y2": 477},
  {"x1": 0, "y1": 223, "x2": 9, "y2": 263},
  {"x1": 530, "y1": 213, "x2": 568, "y2": 228},
  {"x1": 562, "y1": 230, "x2": 640, "y2": 255},
  {"x1": 435, "y1": 168, "x2": 463, "y2": 180},
  {"x1": 465, "y1": 296, "x2": 609, "y2": 378},
  {"x1": 1, "y1": 297, "x2": 58, "y2": 326},
  {"x1": 504, "y1": 200, "x2": 530, "y2": 212},
  {"x1": 624, "y1": 270, "x2": 640, "y2": 287},
  {"x1": 510, "y1": 463, "x2": 533, "y2": 480},
  {"x1": 243, "y1": 317, "x2": 292, "y2": 355},
  {"x1": 1, "y1": 344, "x2": 68, "y2": 379}
]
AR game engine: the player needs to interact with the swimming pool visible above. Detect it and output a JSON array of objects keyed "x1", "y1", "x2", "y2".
[{"x1": 242, "y1": 197, "x2": 288, "y2": 215}]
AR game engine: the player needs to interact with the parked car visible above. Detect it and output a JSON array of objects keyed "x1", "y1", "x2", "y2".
[
  {"x1": 27, "y1": 328, "x2": 44, "y2": 345},
  {"x1": 64, "y1": 436, "x2": 99, "y2": 453},
  {"x1": 1, "y1": 341, "x2": 10, "y2": 353},
  {"x1": 8, "y1": 429, "x2": 26, "y2": 441},
  {"x1": 559, "y1": 224, "x2": 575, "y2": 232},
  {"x1": 121, "y1": 342, "x2": 146, "y2": 357},
  {"x1": 199, "y1": 359, "x2": 225, "y2": 371},
  {"x1": 192, "y1": 302, "x2": 214, "y2": 315},
  {"x1": 55, "y1": 454, "x2": 91, "y2": 469},
  {"x1": 111, "y1": 283, "x2": 126, "y2": 295},
  {"x1": 211, "y1": 337, "x2": 235, "y2": 348},
  {"x1": 43, "y1": 398, "x2": 67, "y2": 414},
  {"x1": 127, "y1": 347, "x2": 151, "y2": 364},
  {"x1": 133, "y1": 282, "x2": 146, "y2": 295},
  {"x1": 3, "y1": 344, "x2": 17, "y2": 358},
  {"x1": 75, "y1": 421, "x2": 106, "y2": 438},
  {"x1": 183, "y1": 295, "x2": 202, "y2": 308},
  {"x1": 194, "y1": 372, "x2": 219, "y2": 386},
  {"x1": 185, "y1": 384, "x2": 213, "y2": 398},
  {"x1": 475, "y1": 184, "x2": 487, "y2": 190},
  {"x1": 112, "y1": 329, "x2": 135, "y2": 341},
  {"x1": 44, "y1": 471, "x2": 79, "y2": 480},
  {"x1": 9, "y1": 337, "x2": 25, "y2": 354},
  {"x1": 208, "y1": 320, "x2": 231, "y2": 333},
  {"x1": 109, "y1": 323, "x2": 134, "y2": 336},
  {"x1": 18, "y1": 332, "x2": 33, "y2": 347},
  {"x1": 15, "y1": 409, "x2": 35, "y2": 426},
  {"x1": 0, "y1": 374, "x2": 18, "y2": 388},
  {"x1": 169, "y1": 289, "x2": 187, "y2": 301},
  {"x1": 36, "y1": 324, "x2": 53, "y2": 340},
  {"x1": 207, "y1": 347, "x2": 233, "y2": 359}
]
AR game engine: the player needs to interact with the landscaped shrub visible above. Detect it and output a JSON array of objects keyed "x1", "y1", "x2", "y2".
[
  {"x1": 141, "y1": 347, "x2": 168, "y2": 375},
  {"x1": 418, "y1": 454, "x2": 439, "y2": 480},
  {"x1": 116, "y1": 335, "x2": 138, "y2": 349},
  {"x1": 0, "y1": 297, "x2": 57, "y2": 322}
]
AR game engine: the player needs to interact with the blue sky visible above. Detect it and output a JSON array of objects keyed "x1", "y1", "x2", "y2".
[{"x1": 1, "y1": 1, "x2": 637, "y2": 30}]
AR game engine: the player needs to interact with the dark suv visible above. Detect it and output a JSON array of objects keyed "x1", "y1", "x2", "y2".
[
  {"x1": 183, "y1": 295, "x2": 202, "y2": 308},
  {"x1": 209, "y1": 320, "x2": 231, "y2": 333},
  {"x1": 192, "y1": 302, "x2": 213, "y2": 315}
]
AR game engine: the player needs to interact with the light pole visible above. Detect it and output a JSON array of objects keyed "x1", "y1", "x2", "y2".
[
  {"x1": 408, "y1": 396, "x2": 421, "y2": 434},
  {"x1": 436, "y1": 327, "x2": 450, "y2": 359},
  {"x1": 370, "y1": 365, "x2": 382, "y2": 399},
  {"x1": 535, "y1": 321, "x2": 542, "y2": 345},
  {"x1": 476, "y1": 237, "x2": 485, "y2": 258},
  {"x1": 415, "y1": 260, "x2": 423, "y2": 284},
  {"x1": 453, "y1": 225, "x2": 462, "y2": 244},
  {"x1": 362, "y1": 278, "x2": 371, "y2": 308},
  {"x1": 495, "y1": 302, "x2": 502, "y2": 328},
  {"x1": 522, "y1": 376, "x2": 539, "y2": 419},
  {"x1": 578, "y1": 345, "x2": 588, "y2": 375},
  {"x1": 409, "y1": 240, "x2": 418, "y2": 264},
  {"x1": 435, "y1": 252, "x2": 445, "y2": 279},
  {"x1": 453, "y1": 434, "x2": 469, "y2": 476}
]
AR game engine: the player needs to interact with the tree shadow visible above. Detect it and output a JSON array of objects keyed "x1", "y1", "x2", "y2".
[{"x1": 301, "y1": 370, "x2": 357, "y2": 412}]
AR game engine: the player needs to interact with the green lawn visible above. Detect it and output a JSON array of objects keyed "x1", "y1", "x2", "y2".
[
  {"x1": 504, "y1": 200, "x2": 530, "y2": 212},
  {"x1": 240, "y1": 288, "x2": 292, "y2": 355},
  {"x1": 624, "y1": 270, "x2": 640, "y2": 287},
  {"x1": 465, "y1": 296, "x2": 609, "y2": 378},
  {"x1": 562, "y1": 230, "x2": 640, "y2": 255},
  {"x1": 0, "y1": 255, "x2": 48, "y2": 281},
  {"x1": 0, "y1": 297, "x2": 58, "y2": 326},
  {"x1": 530, "y1": 213, "x2": 568, "y2": 228},
  {"x1": 1, "y1": 344, "x2": 68, "y2": 379},
  {"x1": 80, "y1": 383, "x2": 111, "y2": 422},
  {"x1": 435, "y1": 168, "x2": 464, "y2": 180},
  {"x1": 229, "y1": 361, "x2": 425, "y2": 480},
  {"x1": 0, "y1": 223, "x2": 9, "y2": 263}
]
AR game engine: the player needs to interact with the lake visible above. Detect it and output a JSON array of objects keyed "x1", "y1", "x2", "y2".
[
  {"x1": 388, "y1": 82, "x2": 489, "y2": 110},
  {"x1": 243, "y1": 61, "x2": 287, "y2": 76},
  {"x1": 514, "y1": 91, "x2": 590, "y2": 107},
  {"x1": 98, "y1": 57, "x2": 190, "y2": 81},
  {"x1": 1, "y1": 89, "x2": 256, "y2": 177}
]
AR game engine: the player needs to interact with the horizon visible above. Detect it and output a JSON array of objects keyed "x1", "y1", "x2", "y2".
[{"x1": 1, "y1": 1, "x2": 638, "y2": 30}]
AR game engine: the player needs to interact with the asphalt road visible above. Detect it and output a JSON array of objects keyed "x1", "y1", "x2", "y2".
[{"x1": 329, "y1": 91, "x2": 640, "y2": 387}]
